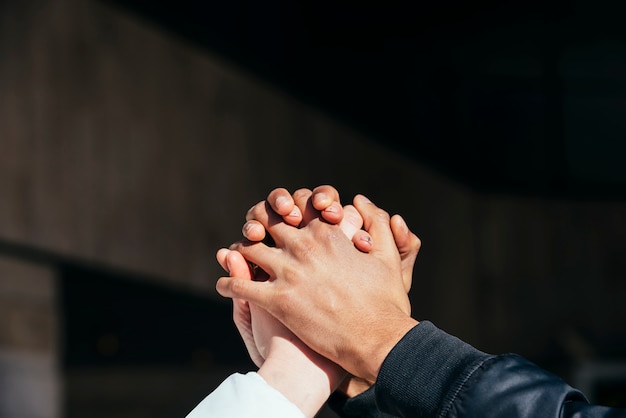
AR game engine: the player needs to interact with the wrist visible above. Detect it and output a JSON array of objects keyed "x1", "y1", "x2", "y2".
[
  {"x1": 338, "y1": 375, "x2": 372, "y2": 398},
  {"x1": 258, "y1": 338, "x2": 346, "y2": 417},
  {"x1": 356, "y1": 316, "x2": 419, "y2": 384}
]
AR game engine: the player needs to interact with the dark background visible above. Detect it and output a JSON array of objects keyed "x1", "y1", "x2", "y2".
[
  {"x1": 57, "y1": 0, "x2": 626, "y2": 412},
  {"x1": 109, "y1": 0, "x2": 626, "y2": 198},
  {"x1": 1, "y1": 1, "x2": 625, "y2": 416}
]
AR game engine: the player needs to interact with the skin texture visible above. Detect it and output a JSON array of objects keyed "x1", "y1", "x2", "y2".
[
  {"x1": 243, "y1": 186, "x2": 419, "y2": 294},
  {"x1": 241, "y1": 186, "x2": 420, "y2": 395},
  {"x1": 215, "y1": 186, "x2": 372, "y2": 416},
  {"x1": 216, "y1": 249, "x2": 345, "y2": 417},
  {"x1": 243, "y1": 186, "x2": 373, "y2": 253},
  {"x1": 222, "y1": 187, "x2": 373, "y2": 370},
  {"x1": 217, "y1": 191, "x2": 420, "y2": 384}
]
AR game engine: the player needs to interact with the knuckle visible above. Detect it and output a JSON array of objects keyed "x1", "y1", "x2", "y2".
[
  {"x1": 268, "y1": 187, "x2": 289, "y2": 200},
  {"x1": 229, "y1": 240, "x2": 243, "y2": 251},
  {"x1": 230, "y1": 278, "x2": 247, "y2": 295},
  {"x1": 295, "y1": 236, "x2": 317, "y2": 260},
  {"x1": 275, "y1": 287, "x2": 297, "y2": 317},
  {"x1": 268, "y1": 188, "x2": 291, "y2": 211},
  {"x1": 374, "y1": 208, "x2": 391, "y2": 223},
  {"x1": 313, "y1": 184, "x2": 337, "y2": 198},
  {"x1": 321, "y1": 226, "x2": 342, "y2": 243},
  {"x1": 293, "y1": 188, "x2": 312, "y2": 201},
  {"x1": 246, "y1": 201, "x2": 266, "y2": 221}
]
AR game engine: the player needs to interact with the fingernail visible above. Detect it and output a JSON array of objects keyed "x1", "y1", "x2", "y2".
[
  {"x1": 325, "y1": 204, "x2": 337, "y2": 213},
  {"x1": 242, "y1": 222, "x2": 253, "y2": 236},
  {"x1": 361, "y1": 235, "x2": 372, "y2": 243}
]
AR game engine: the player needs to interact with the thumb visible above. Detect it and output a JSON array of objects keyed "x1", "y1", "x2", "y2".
[{"x1": 225, "y1": 250, "x2": 253, "y2": 280}]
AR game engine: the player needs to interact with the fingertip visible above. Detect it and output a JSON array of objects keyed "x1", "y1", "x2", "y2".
[
  {"x1": 353, "y1": 195, "x2": 375, "y2": 224},
  {"x1": 352, "y1": 230, "x2": 373, "y2": 253},
  {"x1": 312, "y1": 185, "x2": 340, "y2": 210},
  {"x1": 321, "y1": 202, "x2": 343, "y2": 224},
  {"x1": 274, "y1": 195, "x2": 291, "y2": 214},
  {"x1": 391, "y1": 214, "x2": 421, "y2": 252},
  {"x1": 353, "y1": 195, "x2": 396, "y2": 254},
  {"x1": 245, "y1": 200, "x2": 265, "y2": 222},
  {"x1": 353, "y1": 194, "x2": 372, "y2": 205},
  {"x1": 225, "y1": 248, "x2": 243, "y2": 263},
  {"x1": 216, "y1": 248, "x2": 230, "y2": 272},
  {"x1": 270, "y1": 188, "x2": 295, "y2": 216},
  {"x1": 216, "y1": 247, "x2": 230, "y2": 261},
  {"x1": 312, "y1": 193, "x2": 331, "y2": 211},
  {"x1": 215, "y1": 276, "x2": 232, "y2": 297},
  {"x1": 224, "y1": 250, "x2": 249, "y2": 278},
  {"x1": 390, "y1": 215, "x2": 409, "y2": 240},
  {"x1": 283, "y1": 206, "x2": 302, "y2": 226},
  {"x1": 353, "y1": 194, "x2": 385, "y2": 230},
  {"x1": 292, "y1": 188, "x2": 313, "y2": 213},
  {"x1": 242, "y1": 221, "x2": 266, "y2": 241}
]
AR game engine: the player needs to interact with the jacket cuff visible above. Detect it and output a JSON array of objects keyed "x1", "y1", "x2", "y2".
[
  {"x1": 375, "y1": 321, "x2": 490, "y2": 417},
  {"x1": 328, "y1": 387, "x2": 398, "y2": 418}
]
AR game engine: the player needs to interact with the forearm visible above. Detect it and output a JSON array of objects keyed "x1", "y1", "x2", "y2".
[
  {"x1": 258, "y1": 337, "x2": 347, "y2": 418},
  {"x1": 339, "y1": 321, "x2": 599, "y2": 418},
  {"x1": 187, "y1": 372, "x2": 305, "y2": 418}
]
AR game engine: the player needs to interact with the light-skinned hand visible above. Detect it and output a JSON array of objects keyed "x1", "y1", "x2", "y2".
[{"x1": 216, "y1": 248, "x2": 346, "y2": 417}]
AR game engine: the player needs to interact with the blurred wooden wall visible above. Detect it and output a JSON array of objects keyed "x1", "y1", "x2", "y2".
[{"x1": 0, "y1": 0, "x2": 475, "y2": 304}]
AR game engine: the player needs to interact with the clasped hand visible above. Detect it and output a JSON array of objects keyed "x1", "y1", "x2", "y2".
[{"x1": 216, "y1": 186, "x2": 420, "y2": 401}]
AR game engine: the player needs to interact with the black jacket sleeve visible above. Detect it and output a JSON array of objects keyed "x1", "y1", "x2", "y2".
[
  {"x1": 330, "y1": 321, "x2": 626, "y2": 418},
  {"x1": 328, "y1": 387, "x2": 397, "y2": 418}
]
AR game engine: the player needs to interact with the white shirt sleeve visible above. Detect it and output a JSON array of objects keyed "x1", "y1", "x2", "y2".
[{"x1": 186, "y1": 372, "x2": 305, "y2": 418}]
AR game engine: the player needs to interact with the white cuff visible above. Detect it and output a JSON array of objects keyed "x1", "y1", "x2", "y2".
[{"x1": 186, "y1": 372, "x2": 305, "y2": 418}]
